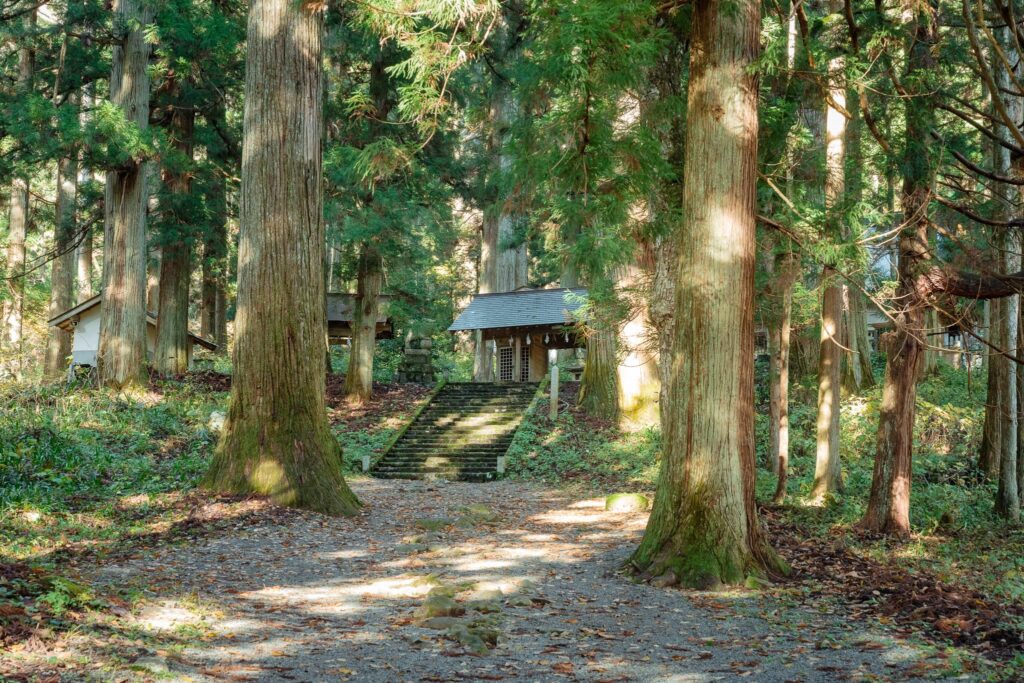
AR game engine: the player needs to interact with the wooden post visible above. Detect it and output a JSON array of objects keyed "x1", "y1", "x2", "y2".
[
  {"x1": 513, "y1": 335, "x2": 522, "y2": 383},
  {"x1": 550, "y1": 364, "x2": 559, "y2": 420}
]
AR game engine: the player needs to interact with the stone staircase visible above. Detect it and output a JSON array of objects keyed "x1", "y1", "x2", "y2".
[{"x1": 372, "y1": 382, "x2": 538, "y2": 481}]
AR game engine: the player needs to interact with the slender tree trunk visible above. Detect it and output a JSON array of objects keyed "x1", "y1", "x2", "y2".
[
  {"x1": 810, "y1": 27, "x2": 847, "y2": 501},
  {"x1": 841, "y1": 288, "x2": 875, "y2": 390},
  {"x1": 616, "y1": 262, "x2": 660, "y2": 428},
  {"x1": 154, "y1": 104, "x2": 195, "y2": 376},
  {"x1": 97, "y1": 0, "x2": 152, "y2": 389},
  {"x1": 43, "y1": 144, "x2": 79, "y2": 379},
  {"x1": 631, "y1": 0, "x2": 783, "y2": 587},
  {"x1": 859, "y1": 4, "x2": 938, "y2": 537},
  {"x1": 770, "y1": 252, "x2": 798, "y2": 503},
  {"x1": 2, "y1": 11, "x2": 36, "y2": 376},
  {"x1": 344, "y1": 246, "x2": 382, "y2": 402},
  {"x1": 473, "y1": 213, "x2": 497, "y2": 381},
  {"x1": 77, "y1": 191, "x2": 93, "y2": 301},
  {"x1": 201, "y1": 102, "x2": 229, "y2": 351},
  {"x1": 203, "y1": 0, "x2": 359, "y2": 515},
  {"x1": 981, "y1": 296, "x2": 1004, "y2": 477}
]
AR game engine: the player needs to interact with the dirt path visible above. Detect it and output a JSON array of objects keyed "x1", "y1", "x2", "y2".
[{"x1": 79, "y1": 479, "x2": 949, "y2": 682}]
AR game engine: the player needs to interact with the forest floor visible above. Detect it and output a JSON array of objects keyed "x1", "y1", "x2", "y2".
[
  {"x1": 0, "y1": 477, "x2": 1003, "y2": 682},
  {"x1": 3, "y1": 369, "x2": 1023, "y2": 681}
]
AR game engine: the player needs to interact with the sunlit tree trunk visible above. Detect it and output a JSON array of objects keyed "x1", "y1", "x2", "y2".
[
  {"x1": 43, "y1": 139, "x2": 79, "y2": 379},
  {"x1": 631, "y1": 0, "x2": 783, "y2": 587},
  {"x1": 97, "y1": 0, "x2": 152, "y2": 389},
  {"x1": 810, "y1": 17, "x2": 847, "y2": 502},
  {"x1": 2, "y1": 10, "x2": 36, "y2": 376},
  {"x1": 203, "y1": 0, "x2": 360, "y2": 515},
  {"x1": 473, "y1": 213, "x2": 498, "y2": 382},
  {"x1": 154, "y1": 104, "x2": 195, "y2": 376},
  {"x1": 616, "y1": 261, "x2": 660, "y2": 428},
  {"x1": 344, "y1": 246, "x2": 382, "y2": 402}
]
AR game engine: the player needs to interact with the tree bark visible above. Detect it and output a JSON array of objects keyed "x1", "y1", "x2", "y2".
[
  {"x1": 97, "y1": 0, "x2": 152, "y2": 389},
  {"x1": 631, "y1": 0, "x2": 783, "y2": 587},
  {"x1": 201, "y1": 103, "x2": 230, "y2": 352},
  {"x1": 154, "y1": 104, "x2": 195, "y2": 376},
  {"x1": 769, "y1": 251, "x2": 799, "y2": 503},
  {"x1": 473, "y1": 212, "x2": 497, "y2": 381},
  {"x1": 203, "y1": 0, "x2": 360, "y2": 515},
  {"x1": 578, "y1": 300, "x2": 619, "y2": 421},
  {"x1": 841, "y1": 288, "x2": 875, "y2": 391},
  {"x1": 812, "y1": 270, "x2": 844, "y2": 501},
  {"x1": 43, "y1": 141, "x2": 79, "y2": 379},
  {"x1": 981, "y1": 297, "x2": 1004, "y2": 477},
  {"x1": 811, "y1": 21, "x2": 847, "y2": 501},
  {"x1": 344, "y1": 246, "x2": 383, "y2": 402},
  {"x1": 2, "y1": 10, "x2": 36, "y2": 376}
]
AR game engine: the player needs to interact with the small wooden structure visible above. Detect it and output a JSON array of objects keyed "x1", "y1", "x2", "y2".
[
  {"x1": 448, "y1": 288, "x2": 587, "y2": 382},
  {"x1": 47, "y1": 294, "x2": 217, "y2": 369},
  {"x1": 326, "y1": 293, "x2": 394, "y2": 344}
]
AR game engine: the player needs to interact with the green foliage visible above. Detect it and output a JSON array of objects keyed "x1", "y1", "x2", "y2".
[{"x1": 0, "y1": 382, "x2": 222, "y2": 517}]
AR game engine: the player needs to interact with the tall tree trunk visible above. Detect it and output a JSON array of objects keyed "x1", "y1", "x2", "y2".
[
  {"x1": 616, "y1": 262, "x2": 660, "y2": 428},
  {"x1": 770, "y1": 251, "x2": 799, "y2": 503},
  {"x1": 344, "y1": 246, "x2": 382, "y2": 402},
  {"x1": 201, "y1": 104, "x2": 229, "y2": 351},
  {"x1": 2, "y1": 10, "x2": 36, "y2": 376},
  {"x1": 810, "y1": 18, "x2": 847, "y2": 502},
  {"x1": 97, "y1": 0, "x2": 152, "y2": 389},
  {"x1": 473, "y1": 213, "x2": 498, "y2": 381},
  {"x1": 43, "y1": 143, "x2": 79, "y2": 379},
  {"x1": 578, "y1": 298, "x2": 619, "y2": 421},
  {"x1": 154, "y1": 104, "x2": 195, "y2": 376},
  {"x1": 842, "y1": 288, "x2": 875, "y2": 390},
  {"x1": 859, "y1": 4, "x2": 938, "y2": 537},
  {"x1": 76, "y1": 183, "x2": 93, "y2": 301},
  {"x1": 981, "y1": 290, "x2": 1004, "y2": 477},
  {"x1": 631, "y1": 0, "x2": 783, "y2": 587},
  {"x1": 203, "y1": 0, "x2": 360, "y2": 515}
]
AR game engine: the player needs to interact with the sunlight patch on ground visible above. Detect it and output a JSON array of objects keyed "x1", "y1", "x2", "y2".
[
  {"x1": 136, "y1": 600, "x2": 203, "y2": 632},
  {"x1": 319, "y1": 549, "x2": 369, "y2": 560}
]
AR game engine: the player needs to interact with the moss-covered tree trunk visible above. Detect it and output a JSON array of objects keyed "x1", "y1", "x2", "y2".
[
  {"x1": 344, "y1": 247, "x2": 382, "y2": 402},
  {"x1": 841, "y1": 288, "x2": 875, "y2": 391},
  {"x1": 203, "y1": 0, "x2": 360, "y2": 515},
  {"x1": 2, "y1": 10, "x2": 35, "y2": 376},
  {"x1": 97, "y1": 0, "x2": 152, "y2": 389},
  {"x1": 43, "y1": 143, "x2": 79, "y2": 380},
  {"x1": 631, "y1": 0, "x2": 783, "y2": 588},
  {"x1": 154, "y1": 104, "x2": 195, "y2": 377}
]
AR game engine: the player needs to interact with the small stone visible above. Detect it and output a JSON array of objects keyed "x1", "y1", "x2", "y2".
[
  {"x1": 415, "y1": 518, "x2": 452, "y2": 531},
  {"x1": 454, "y1": 504, "x2": 499, "y2": 525},
  {"x1": 208, "y1": 410, "x2": 226, "y2": 433},
  {"x1": 651, "y1": 570, "x2": 678, "y2": 588},
  {"x1": 396, "y1": 543, "x2": 430, "y2": 554},
  {"x1": 505, "y1": 595, "x2": 534, "y2": 608},
  {"x1": 604, "y1": 493, "x2": 650, "y2": 513},
  {"x1": 419, "y1": 616, "x2": 464, "y2": 630},
  {"x1": 415, "y1": 594, "x2": 465, "y2": 620}
]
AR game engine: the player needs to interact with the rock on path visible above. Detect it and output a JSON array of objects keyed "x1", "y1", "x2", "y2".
[{"x1": 90, "y1": 479, "x2": 946, "y2": 682}]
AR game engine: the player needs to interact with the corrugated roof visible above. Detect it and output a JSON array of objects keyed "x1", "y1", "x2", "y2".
[{"x1": 448, "y1": 288, "x2": 588, "y2": 332}]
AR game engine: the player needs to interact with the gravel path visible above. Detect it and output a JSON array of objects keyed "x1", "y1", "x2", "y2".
[{"x1": 90, "y1": 479, "x2": 947, "y2": 682}]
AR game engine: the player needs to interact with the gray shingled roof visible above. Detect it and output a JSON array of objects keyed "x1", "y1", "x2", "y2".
[{"x1": 448, "y1": 288, "x2": 588, "y2": 332}]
